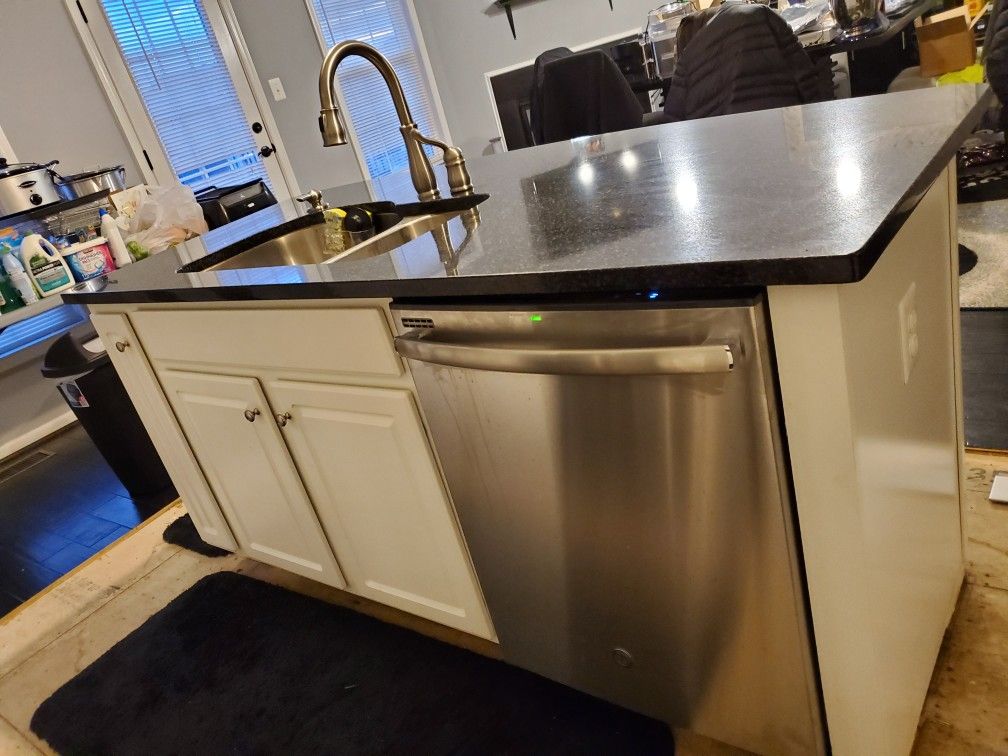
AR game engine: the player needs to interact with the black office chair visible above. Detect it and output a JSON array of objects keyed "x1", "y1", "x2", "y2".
[
  {"x1": 535, "y1": 50, "x2": 645, "y2": 144},
  {"x1": 529, "y1": 47, "x2": 574, "y2": 145}
]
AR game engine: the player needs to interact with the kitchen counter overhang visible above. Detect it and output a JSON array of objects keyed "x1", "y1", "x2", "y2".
[{"x1": 63, "y1": 86, "x2": 993, "y2": 307}]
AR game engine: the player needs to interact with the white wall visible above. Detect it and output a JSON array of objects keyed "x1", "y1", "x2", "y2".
[
  {"x1": 0, "y1": 0, "x2": 142, "y2": 181},
  {"x1": 412, "y1": 0, "x2": 658, "y2": 155},
  {"x1": 0, "y1": 339, "x2": 76, "y2": 461},
  {"x1": 229, "y1": 0, "x2": 366, "y2": 192}
]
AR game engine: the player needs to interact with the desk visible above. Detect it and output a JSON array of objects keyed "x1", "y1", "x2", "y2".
[
  {"x1": 804, "y1": 0, "x2": 934, "y2": 56},
  {"x1": 629, "y1": 0, "x2": 937, "y2": 99}
]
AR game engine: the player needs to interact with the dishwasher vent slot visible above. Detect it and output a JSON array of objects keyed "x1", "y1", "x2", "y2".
[{"x1": 401, "y1": 317, "x2": 435, "y2": 330}]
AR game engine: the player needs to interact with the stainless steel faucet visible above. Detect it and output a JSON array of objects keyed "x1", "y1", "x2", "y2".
[{"x1": 318, "y1": 40, "x2": 473, "y2": 202}]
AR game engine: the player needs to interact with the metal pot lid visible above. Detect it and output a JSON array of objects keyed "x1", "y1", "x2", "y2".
[
  {"x1": 0, "y1": 159, "x2": 59, "y2": 179},
  {"x1": 57, "y1": 166, "x2": 124, "y2": 182}
]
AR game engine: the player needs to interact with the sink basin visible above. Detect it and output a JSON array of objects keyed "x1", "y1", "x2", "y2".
[
  {"x1": 328, "y1": 212, "x2": 461, "y2": 264},
  {"x1": 179, "y1": 211, "x2": 461, "y2": 273}
]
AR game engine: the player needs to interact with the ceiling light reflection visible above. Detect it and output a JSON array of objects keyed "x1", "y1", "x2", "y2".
[
  {"x1": 836, "y1": 158, "x2": 862, "y2": 197},
  {"x1": 675, "y1": 173, "x2": 698, "y2": 211}
]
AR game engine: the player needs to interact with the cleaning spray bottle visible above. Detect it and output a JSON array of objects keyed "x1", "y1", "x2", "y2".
[
  {"x1": 1, "y1": 242, "x2": 39, "y2": 305},
  {"x1": 19, "y1": 234, "x2": 74, "y2": 297}
]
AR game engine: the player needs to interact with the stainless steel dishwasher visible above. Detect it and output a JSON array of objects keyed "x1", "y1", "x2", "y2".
[{"x1": 392, "y1": 298, "x2": 825, "y2": 755}]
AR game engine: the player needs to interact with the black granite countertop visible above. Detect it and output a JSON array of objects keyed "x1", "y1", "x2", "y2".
[{"x1": 64, "y1": 86, "x2": 992, "y2": 306}]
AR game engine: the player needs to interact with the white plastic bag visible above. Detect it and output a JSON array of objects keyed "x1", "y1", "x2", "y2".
[{"x1": 123, "y1": 184, "x2": 207, "y2": 256}]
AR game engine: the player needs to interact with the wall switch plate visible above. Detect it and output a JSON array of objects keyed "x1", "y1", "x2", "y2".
[
  {"x1": 268, "y1": 77, "x2": 286, "y2": 101},
  {"x1": 898, "y1": 281, "x2": 918, "y2": 384}
]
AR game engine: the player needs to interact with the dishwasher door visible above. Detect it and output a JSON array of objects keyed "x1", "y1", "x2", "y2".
[{"x1": 393, "y1": 299, "x2": 824, "y2": 755}]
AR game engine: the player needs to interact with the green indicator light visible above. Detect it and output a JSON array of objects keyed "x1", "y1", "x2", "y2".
[{"x1": 530, "y1": 314, "x2": 542, "y2": 322}]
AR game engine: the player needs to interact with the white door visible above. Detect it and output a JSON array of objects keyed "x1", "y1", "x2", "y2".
[
  {"x1": 70, "y1": 0, "x2": 296, "y2": 200},
  {"x1": 160, "y1": 369, "x2": 345, "y2": 586},
  {"x1": 90, "y1": 313, "x2": 237, "y2": 551},
  {"x1": 266, "y1": 379, "x2": 495, "y2": 640}
]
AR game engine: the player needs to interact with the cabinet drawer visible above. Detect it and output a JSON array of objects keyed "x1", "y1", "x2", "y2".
[{"x1": 130, "y1": 308, "x2": 402, "y2": 377}]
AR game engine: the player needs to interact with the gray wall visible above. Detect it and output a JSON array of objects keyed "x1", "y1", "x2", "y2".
[
  {"x1": 413, "y1": 0, "x2": 658, "y2": 156},
  {"x1": 0, "y1": 0, "x2": 142, "y2": 181},
  {"x1": 230, "y1": 0, "x2": 365, "y2": 192}
]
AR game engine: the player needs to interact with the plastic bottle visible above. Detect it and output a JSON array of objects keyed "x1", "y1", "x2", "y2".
[
  {"x1": 19, "y1": 234, "x2": 74, "y2": 297},
  {"x1": 1, "y1": 244, "x2": 40, "y2": 304},
  {"x1": 0, "y1": 271, "x2": 24, "y2": 314},
  {"x1": 100, "y1": 208, "x2": 132, "y2": 267}
]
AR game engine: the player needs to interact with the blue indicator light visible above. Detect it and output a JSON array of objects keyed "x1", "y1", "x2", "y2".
[{"x1": 648, "y1": 291, "x2": 659, "y2": 300}]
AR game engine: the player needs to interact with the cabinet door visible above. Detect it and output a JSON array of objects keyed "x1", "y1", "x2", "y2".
[
  {"x1": 89, "y1": 313, "x2": 237, "y2": 551},
  {"x1": 266, "y1": 379, "x2": 494, "y2": 640},
  {"x1": 159, "y1": 369, "x2": 345, "y2": 587}
]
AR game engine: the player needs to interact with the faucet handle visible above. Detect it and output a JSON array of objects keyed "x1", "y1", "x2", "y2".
[
  {"x1": 295, "y1": 190, "x2": 327, "y2": 213},
  {"x1": 416, "y1": 134, "x2": 474, "y2": 198}
]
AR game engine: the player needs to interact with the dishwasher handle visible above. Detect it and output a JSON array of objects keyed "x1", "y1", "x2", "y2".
[{"x1": 394, "y1": 333, "x2": 735, "y2": 376}]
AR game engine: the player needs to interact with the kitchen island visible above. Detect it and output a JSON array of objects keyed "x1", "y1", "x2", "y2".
[{"x1": 66, "y1": 85, "x2": 991, "y2": 756}]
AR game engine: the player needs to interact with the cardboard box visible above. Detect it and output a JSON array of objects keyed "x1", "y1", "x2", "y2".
[{"x1": 916, "y1": 7, "x2": 977, "y2": 78}]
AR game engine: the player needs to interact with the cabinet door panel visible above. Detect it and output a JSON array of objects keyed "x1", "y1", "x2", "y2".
[
  {"x1": 160, "y1": 369, "x2": 344, "y2": 587},
  {"x1": 267, "y1": 380, "x2": 494, "y2": 639},
  {"x1": 90, "y1": 313, "x2": 236, "y2": 551}
]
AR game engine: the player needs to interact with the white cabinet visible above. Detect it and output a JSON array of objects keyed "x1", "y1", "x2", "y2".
[
  {"x1": 266, "y1": 379, "x2": 494, "y2": 639},
  {"x1": 159, "y1": 369, "x2": 346, "y2": 588},
  {"x1": 108, "y1": 304, "x2": 494, "y2": 640},
  {"x1": 89, "y1": 313, "x2": 237, "y2": 551}
]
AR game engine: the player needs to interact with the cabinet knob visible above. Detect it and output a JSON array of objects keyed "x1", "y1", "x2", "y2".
[
  {"x1": 276, "y1": 411, "x2": 292, "y2": 427},
  {"x1": 243, "y1": 408, "x2": 261, "y2": 423},
  {"x1": 114, "y1": 340, "x2": 129, "y2": 352}
]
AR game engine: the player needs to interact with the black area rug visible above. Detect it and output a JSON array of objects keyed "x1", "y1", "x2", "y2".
[
  {"x1": 961, "y1": 309, "x2": 1008, "y2": 451},
  {"x1": 959, "y1": 244, "x2": 980, "y2": 276},
  {"x1": 30, "y1": 572, "x2": 675, "y2": 755},
  {"x1": 162, "y1": 513, "x2": 229, "y2": 557}
]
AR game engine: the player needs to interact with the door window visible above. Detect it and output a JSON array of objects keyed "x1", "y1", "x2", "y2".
[
  {"x1": 100, "y1": 0, "x2": 267, "y2": 191},
  {"x1": 308, "y1": 0, "x2": 446, "y2": 179}
]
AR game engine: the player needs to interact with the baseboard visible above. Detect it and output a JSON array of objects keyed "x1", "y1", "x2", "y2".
[{"x1": 0, "y1": 411, "x2": 77, "y2": 463}]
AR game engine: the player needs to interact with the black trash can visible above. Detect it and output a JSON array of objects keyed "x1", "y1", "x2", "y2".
[{"x1": 42, "y1": 328, "x2": 175, "y2": 499}]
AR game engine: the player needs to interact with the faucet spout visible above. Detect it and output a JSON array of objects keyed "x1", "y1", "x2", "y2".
[{"x1": 318, "y1": 40, "x2": 440, "y2": 201}]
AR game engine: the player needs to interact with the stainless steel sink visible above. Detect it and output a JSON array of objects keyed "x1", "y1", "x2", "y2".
[
  {"x1": 181, "y1": 212, "x2": 461, "y2": 273},
  {"x1": 329, "y1": 212, "x2": 460, "y2": 264}
]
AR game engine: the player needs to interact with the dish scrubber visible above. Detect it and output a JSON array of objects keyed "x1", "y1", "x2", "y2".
[
  {"x1": 322, "y1": 208, "x2": 349, "y2": 256},
  {"x1": 322, "y1": 206, "x2": 375, "y2": 256}
]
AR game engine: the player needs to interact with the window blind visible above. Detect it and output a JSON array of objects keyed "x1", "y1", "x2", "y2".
[
  {"x1": 310, "y1": 0, "x2": 442, "y2": 178},
  {"x1": 101, "y1": 0, "x2": 267, "y2": 191}
]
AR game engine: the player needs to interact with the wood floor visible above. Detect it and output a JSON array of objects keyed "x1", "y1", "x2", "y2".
[{"x1": 962, "y1": 309, "x2": 1008, "y2": 451}]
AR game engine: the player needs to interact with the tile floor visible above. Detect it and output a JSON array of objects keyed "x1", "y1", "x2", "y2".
[
  {"x1": 0, "y1": 452, "x2": 1006, "y2": 753},
  {"x1": 0, "y1": 425, "x2": 176, "y2": 616}
]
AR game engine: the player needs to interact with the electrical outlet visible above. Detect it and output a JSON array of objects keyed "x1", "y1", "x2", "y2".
[
  {"x1": 898, "y1": 282, "x2": 918, "y2": 384},
  {"x1": 268, "y1": 77, "x2": 286, "y2": 102}
]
